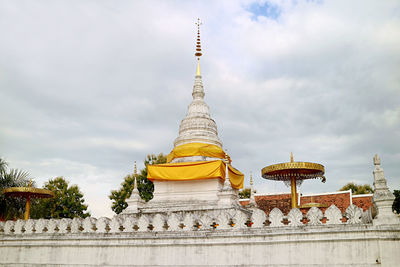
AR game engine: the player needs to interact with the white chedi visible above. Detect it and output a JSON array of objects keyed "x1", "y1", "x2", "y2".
[{"x1": 173, "y1": 64, "x2": 222, "y2": 152}]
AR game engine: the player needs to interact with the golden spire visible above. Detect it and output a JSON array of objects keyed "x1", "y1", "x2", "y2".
[
  {"x1": 133, "y1": 161, "x2": 138, "y2": 190},
  {"x1": 134, "y1": 161, "x2": 137, "y2": 176},
  {"x1": 290, "y1": 152, "x2": 294, "y2": 163},
  {"x1": 250, "y1": 171, "x2": 253, "y2": 186},
  {"x1": 196, "y1": 59, "x2": 201, "y2": 76},
  {"x1": 195, "y1": 18, "x2": 202, "y2": 76}
]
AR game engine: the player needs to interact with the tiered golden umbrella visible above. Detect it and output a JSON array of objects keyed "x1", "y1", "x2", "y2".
[
  {"x1": 261, "y1": 153, "x2": 325, "y2": 209},
  {"x1": 3, "y1": 180, "x2": 54, "y2": 220}
]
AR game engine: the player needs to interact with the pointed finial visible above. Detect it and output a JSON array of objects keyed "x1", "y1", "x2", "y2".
[
  {"x1": 224, "y1": 151, "x2": 230, "y2": 182},
  {"x1": 133, "y1": 161, "x2": 138, "y2": 189},
  {"x1": 290, "y1": 152, "x2": 294, "y2": 163},
  {"x1": 249, "y1": 171, "x2": 257, "y2": 207},
  {"x1": 196, "y1": 58, "x2": 201, "y2": 76},
  {"x1": 224, "y1": 151, "x2": 229, "y2": 164},
  {"x1": 134, "y1": 161, "x2": 137, "y2": 176},
  {"x1": 195, "y1": 18, "x2": 202, "y2": 76},
  {"x1": 28, "y1": 179, "x2": 32, "y2": 187},
  {"x1": 195, "y1": 18, "x2": 202, "y2": 59},
  {"x1": 134, "y1": 175, "x2": 138, "y2": 190},
  {"x1": 373, "y1": 154, "x2": 381, "y2": 166}
]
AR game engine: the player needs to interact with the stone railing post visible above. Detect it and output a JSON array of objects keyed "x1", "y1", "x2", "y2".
[
  {"x1": 372, "y1": 154, "x2": 399, "y2": 225},
  {"x1": 217, "y1": 154, "x2": 239, "y2": 208}
]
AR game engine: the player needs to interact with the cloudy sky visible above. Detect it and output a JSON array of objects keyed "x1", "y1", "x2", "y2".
[{"x1": 1, "y1": 0, "x2": 399, "y2": 218}]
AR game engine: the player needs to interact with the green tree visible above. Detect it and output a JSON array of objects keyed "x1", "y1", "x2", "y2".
[
  {"x1": 239, "y1": 188, "x2": 256, "y2": 199},
  {"x1": 339, "y1": 182, "x2": 374, "y2": 195},
  {"x1": 31, "y1": 177, "x2": 90, "y2": 219},
  {"x1": 109, "y1": 153, "x2": 167, "y2": 214},
  {"x1": 0, "y1": 158, "x2": 31, "y2": 220},
  {"x1": 393, "y1": 190, "x2": 400, "y2": 214}
]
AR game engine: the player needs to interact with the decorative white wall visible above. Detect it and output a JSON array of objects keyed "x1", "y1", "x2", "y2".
[
  {"x1": 1, "y1": 155, "x2": 399, "y2": 266},
  {"x1": 1, "y1": 205, "x2": 400, "y2": 266}
]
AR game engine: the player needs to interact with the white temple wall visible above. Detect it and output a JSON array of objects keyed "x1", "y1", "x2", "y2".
[
  {"x1": 1, "y1": 156, "x2": 399, "y2": 266},
  {"x1": 1, "y1": 224, "x2": 400, "y2": 266}
]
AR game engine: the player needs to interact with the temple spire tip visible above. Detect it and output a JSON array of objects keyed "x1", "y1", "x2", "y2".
[
  {"x1": 196, "y1": 58, "x2": 201, "y2": 76},
  {"x1": 134, "y1": 161, "x2": 137, "y2": 176},
  {"x1": 195, "y1": 18, "x2": 203, "y2": 76}
]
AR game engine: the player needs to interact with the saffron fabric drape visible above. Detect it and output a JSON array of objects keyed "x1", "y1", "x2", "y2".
[
  {"x1": 147, "y1": 160, "x2": 243, "y2": 189},
  {"x1": 166, "y1": 143, "x2": 230, "y2": 163}
]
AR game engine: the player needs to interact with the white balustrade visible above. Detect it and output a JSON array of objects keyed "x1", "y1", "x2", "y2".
[
  {"x1": 58, "y1": 218, "x2": 71, "y2": 234},
  {"x1": 0, "y1": 221, "x2": 4, "y2": 235},
  {"x1": 182, "y1": 213, "x2": 194, "y2": 231},
  {"x1": 152, "y1": 214, "x2": 165, "y2": 232},
  {"x1": 24, "y1": 219, "x2": 35, "y2": 234},
  {"x1": 217, "y1": 210, "x2": 232, "y2": 230},
  {"x1": 109, "y1": 217, "x2": 122, "y2": 233},
  {"x1": 137, "y1": 215, "x2": 149, "y2": 232},
  {"x1": 0, "y1": 204, "x2": 380, "y2": 236},
  {"x1": 251, "y1": 208, "x2": 266, "y2": 228},
  {"x1": 269, "y1": 208, "x2": 284, "y2": 227},
  {"x1": 47, "y1": 219, "x2": 58, "y2": 234},
  {"x1": 35, "y1": 219, "x2": 47, "y2": 233},
  {"x1": 325, "y1": 205, "x2": 342, "y2": 224},
  {"x1": 70, "y1": 218, "x2": 82, "y2": 233},
  {"x1": 167, "y1": 213, "x2": 181, "y2": 231},
  {"x1": 96, "y1": 217, "x2": 110, "y2": 233},
  {"x1": 288, "y1": 208, "x2": 303, "y2": 226},
  {"x1": 122, "y1": 216, "x2": 137, "y2": 232},
  {"x1": 307, "y1": 207, "x2": 323, "y2": 225},
  {"x1": 345, "y1": 204, "x2": 362, "y2": 224},
  {"x1": 233, "y1": 210, "x2": 249, "y2": 229},
  {"x1": 14, "y1": 220, "x2": 25, "y2": 234},
  {"x1": 4, "y1": 220, "x2": 14, "y2": 234}
]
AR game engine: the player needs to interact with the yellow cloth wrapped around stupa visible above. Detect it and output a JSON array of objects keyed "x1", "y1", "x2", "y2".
[
  {"x1": 166, "y1": 142, "x2": 230, "y2": 163},
  {"x1": 149, "y1": 142, "x2": 244, "y2": 189},
  {"x1": 147, "y1": 160, "x2": 244, "y2": 189}
]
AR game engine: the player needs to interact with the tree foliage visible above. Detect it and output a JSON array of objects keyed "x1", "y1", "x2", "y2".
[
  {"x1": 393, "y1": 190, "x2": 400, "y2": 214},
  {"x1": 238, "y1": 188, "x2": 256, "y2": 199},
  {"x1": 0, "y1": 158, "x2": 31, "y2": 220},
  {"x1": 31, "y1": 177, "x2": 90, "y2": 219},
  {"x1": 109, "y1": 153, "x2": 167, "y2": 214},
  {"x1": 339, "y1": 182, "x2": 374, "y2": 195}
]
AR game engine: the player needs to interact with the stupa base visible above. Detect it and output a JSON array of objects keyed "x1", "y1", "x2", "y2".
[
  {"x1": 123, "y1": 178, "x2": 243, "y2": 214},
  {"x1": 144, "y1": 178, "x2": 222, "y2": 213}
]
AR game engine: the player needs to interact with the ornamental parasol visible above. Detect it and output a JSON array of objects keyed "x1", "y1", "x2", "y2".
[
  {"x1": 261, "y1": 153, "x2": 325, "y2": 209},
  {"x1": 3, "y1": 180, "x2": 54, "y2": 220}
]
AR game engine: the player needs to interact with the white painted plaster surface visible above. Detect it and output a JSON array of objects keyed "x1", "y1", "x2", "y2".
[{"x1": 0, "y1": 224, "x2": 399, "y2": 266}]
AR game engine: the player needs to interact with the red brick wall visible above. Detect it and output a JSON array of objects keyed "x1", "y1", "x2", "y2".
[
  {"x1": 239, "y1": 191, "x2": 373, "y2": 216},
  {"x1": 239, "y1": 194, "x2": 296, "y2": 215},
  {"x1": 352, "y1": 195, "x2": 373, "y2": 211},
  {"x1": 256, "y1": 194, "x2": 293, "y2": 215},
  {"x1": 240, "y1": 200, "x2": 250, "y2": 206},
  {"x1": 300, "y1": 192, "x2": 351, "y2": 213}
]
